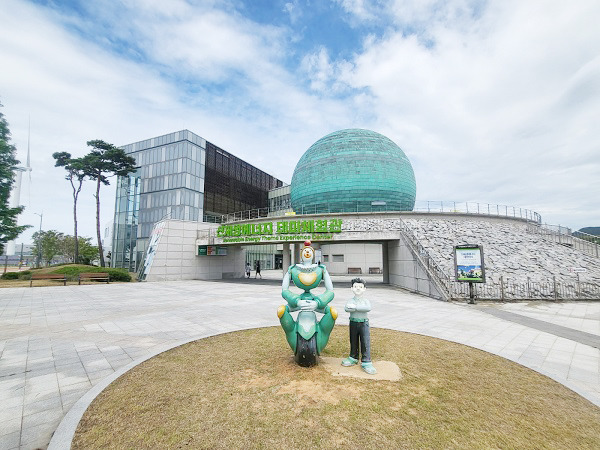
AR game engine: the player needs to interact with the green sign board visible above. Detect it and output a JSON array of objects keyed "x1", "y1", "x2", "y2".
[
  {"x1": 216, "y1": 218, "x2": 342, "y2": 243},
  {"x1": 197, "y1": 245, "x2": 228, "y2": 256}
]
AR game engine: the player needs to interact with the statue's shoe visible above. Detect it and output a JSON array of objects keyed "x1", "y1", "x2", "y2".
[
  {"x1": 341, "y1": 356, "x2": 358, "y2": 366},
  {"x1": 361, "y1": 362, "x2": 377, "y2": 375}
]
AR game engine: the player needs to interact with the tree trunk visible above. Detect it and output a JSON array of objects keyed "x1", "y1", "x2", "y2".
[
  {"x1": 73, "y1": 205, "x2": 79, "y2": 264},
  {"x1": 95, "y1": 177, "x2": 105, "y2": 267},
  {"x1": 71, "y1": 179, "x2": 81, "y2": 264}
]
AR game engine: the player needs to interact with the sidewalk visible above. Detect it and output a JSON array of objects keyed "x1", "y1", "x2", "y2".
[{"x1": 0, "y1": 275, "x2": 598, "y2": 449}]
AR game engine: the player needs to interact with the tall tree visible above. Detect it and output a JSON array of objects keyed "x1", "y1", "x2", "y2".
[
  {"x1": 0, "y1": 103, "x2": 30, "y2": 254},
  {"x1": 82, "y1": 140, "x2": 136, "y2": 267},
  {"x1": 53, "y1": 152, "x2": 86, "y2": 263}
]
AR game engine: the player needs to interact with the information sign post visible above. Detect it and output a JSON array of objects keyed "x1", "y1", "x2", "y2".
[{"x1": 454, "y1": 245, "x2": 486, "y2": 304}]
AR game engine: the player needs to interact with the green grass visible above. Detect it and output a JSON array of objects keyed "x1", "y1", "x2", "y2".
[{"x1": 73, "y1": 327, "x2": 600, "y2": 449}]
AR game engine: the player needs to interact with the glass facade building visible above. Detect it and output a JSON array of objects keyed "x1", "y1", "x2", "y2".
[
  {"x1": 268, "y1": 185, "x2": 292, "y2": 213},
  {"x1": 112, "y1": 130, "x2": 283, "y2": 271},
  {"x1": 203, "y1": 141, "x2": 282, "y2": 220}
]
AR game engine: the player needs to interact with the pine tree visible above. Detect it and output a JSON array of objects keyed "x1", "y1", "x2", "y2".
[
  {"x1": 0, "y1": 103, "x2": 30, "y2": 254},
  {"x1": 82, "y1": 140, "x2": 137, "y2": 267},
  {"x1": 53, "y1": 152, "x2": 86, "y2": 263}
]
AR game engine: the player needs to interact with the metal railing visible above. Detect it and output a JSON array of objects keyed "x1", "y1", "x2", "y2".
[
  {"x1": 412, "y1": 201, "x2": 541, "y2": 223},
  {"x1": 397, "y1": 219, "x2": 453, "y2": 300},
  {"x1": 219, "y1": 201, "x2": 542, "y2": 224},
  {"x1": 526, "y1": 223, "x2": 600, "y2": 258},
  {"x1": 203, "y1": 214, "x2": 224, "y2": 223},
  {"x1": 573, "y1": 230, "x2": 600, "y2": 244},
  {"x1": 450, "y1": 277, "x2": 600, "y2": 301}
]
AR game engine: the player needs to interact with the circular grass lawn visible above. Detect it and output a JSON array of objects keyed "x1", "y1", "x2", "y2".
[{"x1": 73, "y1": 327, "x2": 600, "y2": 449}]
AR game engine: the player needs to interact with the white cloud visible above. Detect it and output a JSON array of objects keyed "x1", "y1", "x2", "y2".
[
  {"x1": 283, "y1": 0, "x2": 302, "y2": 24},
  {"x1": 138, "y1": 10, "x2": 285, "y2": 82},
  {"x1": 301, "y1": 47, "x2": 335, "y2": 91},
  {"x1": 389, "y1": 0, "x2": 483, "y2": 26},
  {"x1": 334, "y1": 0, "x2": 380, "y2": 22}
]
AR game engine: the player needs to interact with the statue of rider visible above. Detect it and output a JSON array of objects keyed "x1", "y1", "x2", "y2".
[{"x1": 277, "y1": 240, "x2": 337, "y2": 363}]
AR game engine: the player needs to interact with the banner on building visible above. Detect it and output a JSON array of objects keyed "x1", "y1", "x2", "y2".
[{"x1": 142, "y1": 221, "x2": 166, "y2": 279}]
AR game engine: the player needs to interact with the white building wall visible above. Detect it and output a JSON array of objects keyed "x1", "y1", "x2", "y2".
[
  {"x1": 319, "y1": 243, "x2": 383, "y2": 275},
  {"x1": 387, "y1": 238, "x2": 444, "y2": 299},
  {"x1": 144, "y1": 220, "x2": 245, "y2": 281}
]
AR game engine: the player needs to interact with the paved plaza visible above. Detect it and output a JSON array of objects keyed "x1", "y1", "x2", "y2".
[{"x1": 0, "y1": 272, "x2": 599, "y2": 449}]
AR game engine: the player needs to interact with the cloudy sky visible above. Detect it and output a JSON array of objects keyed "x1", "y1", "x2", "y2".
[{"x1": 1, "y1": 0, "x2": 599, "y2": 246}]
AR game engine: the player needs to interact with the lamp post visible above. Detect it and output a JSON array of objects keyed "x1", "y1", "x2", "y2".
[{"x1": 34, "y1": 212, "x2": 43, "y2": 268}]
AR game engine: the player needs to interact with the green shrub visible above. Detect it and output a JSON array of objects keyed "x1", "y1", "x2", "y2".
[
  {"x1": 1, "y1": 272, "x2": 20, "y2": 280},
  {"x1": 106, "y1": 269, "x2": 132, "y2": 282}
]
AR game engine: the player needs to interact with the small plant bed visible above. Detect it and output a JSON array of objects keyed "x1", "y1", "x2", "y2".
[{"x1": 73, "y1": 327, "x2": 600, "y2": 449}]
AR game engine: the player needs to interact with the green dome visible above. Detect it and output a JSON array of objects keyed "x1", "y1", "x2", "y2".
[{"x1": 290, "y1": 129, "x2": 416, "y2": 213}]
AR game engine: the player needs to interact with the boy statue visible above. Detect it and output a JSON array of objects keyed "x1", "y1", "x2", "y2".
[{"x1": 342, "y1": 277, "x2": 377, "y2": 375}]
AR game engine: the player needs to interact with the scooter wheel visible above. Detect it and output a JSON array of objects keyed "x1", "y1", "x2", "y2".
[{"x1": 295, "y1": 334, "x2": 318, "y2": 367}]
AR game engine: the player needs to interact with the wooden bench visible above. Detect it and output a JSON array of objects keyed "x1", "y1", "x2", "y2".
[
  {"x1": 30, "y1": 274, "x2": 67, "y2": 287},
  {"x1": 78, "y1": 272, "x2": 110, "y2": 285},
  {"x1": 347, "y1": 267, "x2": 362, "y2": 274}
]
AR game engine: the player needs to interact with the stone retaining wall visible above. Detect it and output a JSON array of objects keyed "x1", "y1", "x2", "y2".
[{"x1": 402, "y1": 217, "x2": 600, "y2": 299}]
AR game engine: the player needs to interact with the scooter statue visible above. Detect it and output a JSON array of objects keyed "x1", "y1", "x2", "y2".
[{"x1": 277, "y1": 240, "x2": 337, "y2": 367}]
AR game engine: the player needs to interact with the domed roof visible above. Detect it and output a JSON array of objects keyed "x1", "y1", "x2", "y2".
[{"x1": 290, "y1": 129, "x2": 416, "y2": 213}]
